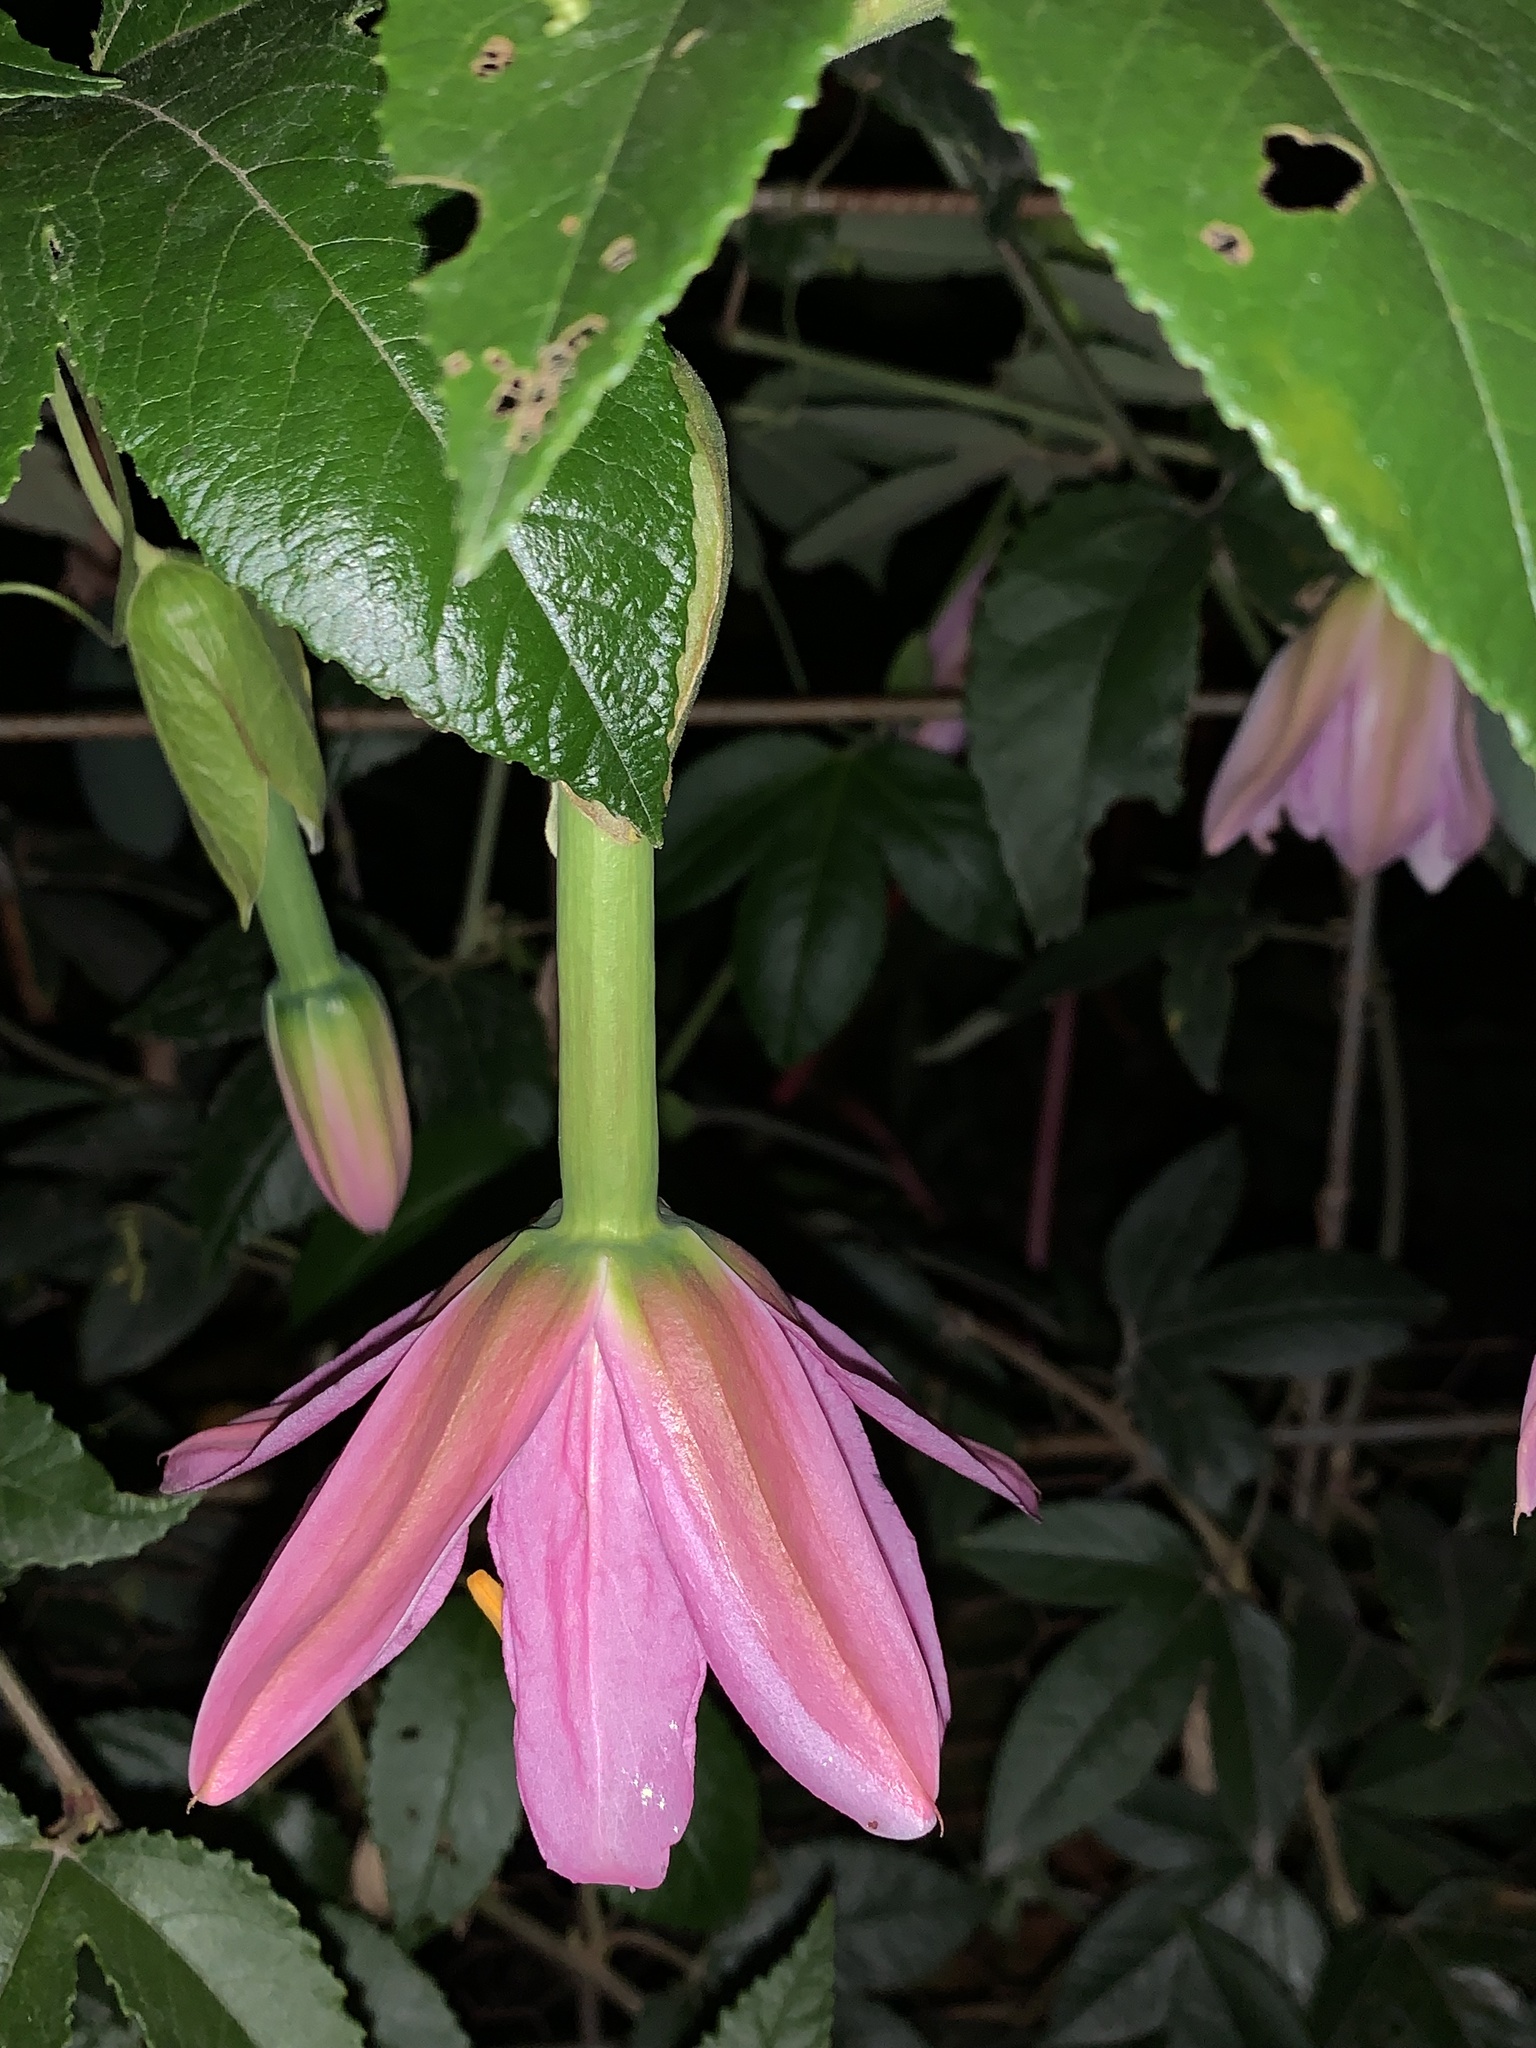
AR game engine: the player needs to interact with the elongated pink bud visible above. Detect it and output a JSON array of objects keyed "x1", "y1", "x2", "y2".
[{"x1": 263, "y1": 960, "x2": 411, "y2": 1234}]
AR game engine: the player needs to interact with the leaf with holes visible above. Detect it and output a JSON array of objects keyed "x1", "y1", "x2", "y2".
[
  {"x1": 0, "y1": 1381, "x2": 194, "y2": 1584},
  {"x1": 0, "y1": 5, "x2": 715, "y2": 838},
  {"x1": 949, "y1": 0, "x2": 1536, "y2": 752},
  {"x1": 367, "y1": 1593, "x2": 521, "y2": 1947},
  {"x1": 967, "y1": 483, "x2": 1209, "y2": 940},
  {"x1": 375, "y1": 0, "x2": 849, "y2": 578}
]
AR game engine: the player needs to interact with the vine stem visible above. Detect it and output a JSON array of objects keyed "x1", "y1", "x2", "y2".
[
  {"x1": 453, "y1": 758, "x2": 511, "y2": 963},
  {"x1": 1293, "y1": 872, "x2": 1378, "y2": 1526},
  {"x1": 1304, "y1": 1761, "x2": 1363, "y2": 1926},
  {"x1": 0, "y1": 1645, "x2": 118, "y2": 1841},
  {"x1": 1025, "y1": 993, "x2": 1076, "y2": 1270},
  {"x1": 477, "y1": 1890, "x2": 643, "y2": 2016},
  {"x1": 944, "y1": 1303, "x2": 1251, "y2": 1593},
  {"x1": 0, "y1": 1012, "x2": 141, "y2": 1094},
  {"x1": 0, "y1": 582, "x2": 117, "y2": 644}
]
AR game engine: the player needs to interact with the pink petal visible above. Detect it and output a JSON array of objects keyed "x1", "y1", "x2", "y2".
[
  {"x1": 788, "y1": 1300, "x2": 1040, "y2": 1516},
  {"x1": 489, "y1": 1337, "x2": 705, "y2": 1886},
  {"x1": 606, "y1": 1237, "x2": 943, "y2": 1842},
  {"x1": 161, "y1": 1242, "x2": 512, "y2": 1496},
  {"x1": 160, "y1": 1294, "x2": 432, "y2": 1493},
  {"x1": 1518, "y1": 1357, "x2": 1536, "y2": 1526},
  {"x1": 797, "y1": 1348, "x2": 950, "y2": 1722},
  {"x1": 189, "y1": 1241, "x2": 594, "y2": 1804}
]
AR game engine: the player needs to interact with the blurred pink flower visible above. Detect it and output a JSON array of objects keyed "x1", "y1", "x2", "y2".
[
  {"x1": 163, "y1": 1220, "x2": 1035, "y2": 1886},
  {"x1": 264, "y1": 961, "x2": 411, "y2": 1234},
  {"x1": 1203, "y1": 580, "x2": 1492, "y2": 890},
  {"x1": 1519, "y1": 1362, "x2": 1536, "y2": 1525},
  {"x1": 914, "y1": 553, "x2": 994, "y2": 755}
]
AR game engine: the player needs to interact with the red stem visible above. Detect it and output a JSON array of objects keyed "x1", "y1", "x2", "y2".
[{"x1": 1025, "y1": 994, "x2": 1077, "y2": 1270}]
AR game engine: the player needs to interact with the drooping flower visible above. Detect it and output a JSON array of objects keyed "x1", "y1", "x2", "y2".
[
  {"x1": 913, "y1": 552, "x2": 994, "y2": 755},
  {"x1": 1203, "y1": 579, "x2": 1493, "y2": 890},
  {"x1": 162, "y1": 1216, "x2": 1035, "y2": 1885},
  {"x1": 264, "y1": 960, "x2": 411, "y2": 1235}
]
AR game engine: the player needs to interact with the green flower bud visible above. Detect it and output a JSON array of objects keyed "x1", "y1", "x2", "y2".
[{"x1": 125, "y1": 554, "x2": 326, "y2": 920}]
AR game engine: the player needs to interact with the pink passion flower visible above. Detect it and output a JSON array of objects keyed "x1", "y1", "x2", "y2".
[
  {"x1": 161, "y1": 1217, "x2": 1036, "y2": 1886},
  {"x1": 1203, "y1": 579, "x2": 1493, "y2": 890},
  {"x1": 1518, "y1": 1363, "x2": 1536, "y2": 1526}
]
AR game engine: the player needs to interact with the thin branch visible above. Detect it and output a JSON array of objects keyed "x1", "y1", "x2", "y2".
[
  {"x1": 0, "y1": 694, "x2": 1247, "y2": 745},
  {"x1": 659, "y1": 963, "x2": 734, "y2": 1086},
  {"x1": 723, "y1": 327, "x2": 1220, "y2": 467},
  {"x1": 453, "y1": 757, "x2": 511, "y2": 963},
  {"x1": 1025, "y1": 993, "x2": 1076, "y2": 1270},
  {"x1": 1294, "y1": 872, "x2": 1378, "y2": 1525},
  {"x1": 1018, "y1": 1410, "x2": 1520, "y2": 1459},
  {"x1": 0, "y1": 1012, "x2": 141, "y2": 1093},
  {"x1": 0, "y1": 583, "x2": 118, "y2": 644},
  {"x1": 477, "y1": 1891, "x2": 644, "y2": 2017},
  {"x1": 0, "y1": 1645, "x2": 118, "y2": 1842},
  {"x1": 944, "y1": 1305, "x2": 1250, "y2": 1591},
  {"x1": 1303, "y1": 1761, "x2": 1363, "y2": 1926}
]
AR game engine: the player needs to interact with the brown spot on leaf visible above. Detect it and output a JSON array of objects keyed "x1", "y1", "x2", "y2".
[
  {"x1": 470, "y1": 34, "x2": 516, "y2": 77},
  {"x1": 1260, "y1": 125, "x2": 1373, "y2": 213},
  {"x1": 672, "y1": 27, "x2": 706, "y2": 57},
  {"x1": 442, "y1": 350, "x2": 473, "y2": 378},
  {"x1": 559, "y1": 213, "x2": 582, "y2": 236},
  {"x1": 484, "y1": 314, "x2": 610, "y2": 453},
  {"x1": 1200, "y1": 221, "x2": 1253, "y2": 265},
  {"x1": 600, "y1": 235, "x2": 637, "y2": 274}
]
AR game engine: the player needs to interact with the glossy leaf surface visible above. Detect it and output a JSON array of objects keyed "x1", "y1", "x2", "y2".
[
  {"x1": 950, "y1": 0, "x2": 1536, "y2": 747},
  {"x1": 376, "y1": 0, "x2": 847, "y2": 576},
  {"x1": 0, "y1": 6, "x2": 709, "y2": 838},
  {"x1": 0, "y1": 1382, "x2": 193, "y2": 1583}
]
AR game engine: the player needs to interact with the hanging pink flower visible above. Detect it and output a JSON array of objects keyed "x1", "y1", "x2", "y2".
[
  {"x1": 914, "y1": 552, "x2": 995, "y2": 755},
  {"x1": 1518, "y1": 1362, "x2": 1536, "y2": 1526},
  {"x1": 162, "y1": 1219, "x2": 1035, "y2": 1887},
  {"x1": 1203, "y1": 580, "x2": 1493, "y2": 890}
]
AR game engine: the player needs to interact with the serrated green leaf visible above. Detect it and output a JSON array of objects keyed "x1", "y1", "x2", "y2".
[
  {"x1": 0, "y1": 1834, "x2": 75, "y2": 2048},
  {"x1": 188, "y1": 1050, "x2": 323, "y2": 1260},
  {"x1": 860, "y1": 740, "x2": 1019, "y2": 955},
  {"x1": 657, "y1": 734, "x2": 830, "y2": 920},
  {"x1": 368, "y1": 1593, "x2": 520, "y2": 1948},
  {"x1": 1146, "y1": 1251, "x2": 1441, "y2": 1380},
  {"x1": 772, "y1": 1840, "x2": 981, "y2": 1997},
  {"x1": 0, "y1": 19, "x2": 119, "y2": 102},
  {"x1": 732, "y1": 755, "x2": 889, "y2": 1066},
  {"x1": 375, "y1": 0, "x2": 847, "y2": 576},
  {"x1": 321, "y1": 1906, "x2": 469, "y2": 2048},
  {"x1": 118, "y1": 922, "x2": 269, "y2": 1048},
  {"x1": 66, "y1": 1830, "x2": 364, "y2": 2048},
  {"x1": 0, "y1": 1076, "x2": 104, "y2": 1126},
  {"x1": 960, "y1": 1499, "x2": 1202, "y2": 1608},
  {"x1": 1107, "y1": 1132, "x2": 1244, "y2": 1330},
  {"x1": 948, "y1": 0, "x2": 1536, "y2": 754},
  {"x1": 984, "y1": 1590, "x2": 1215, "y2": 1873},
  {"x1": 1168, "y1": 1919, "x2": 1314, "y2": 2048},
  {"x1": 615, "y1": 1697, "x2": 759, "y2": 1935},
  {"x1": 1048, "y1": 1864, "x2": 1240, "y2": 2048},
  {"x1": 1377, "y1": 1499, "x2": 1523, "y2": 1726},
  {"x1": 702, "y1": 1896, "x2": 835, "y2": 2048},
  {"x1": 0, "y1": 1381, "x2": 194, "y2": 1583},
  {"x1": 0, "y1": 5, "x2": 710, "y2": 838},
  {"x1": 78, "y1": 1204, "x2": 235, "y2": 1384},
  {"x1": 1206, "y1": 1599, "x2": 1300, "y2": 1859},
  {"x1": 967, "y1": 483, "x2": 1209, "y2": 940}
]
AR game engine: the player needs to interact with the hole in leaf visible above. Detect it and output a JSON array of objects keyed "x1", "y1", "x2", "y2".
[
  {"x1": 1260, "y1": 126, "x2": 1373, "y2": 213},
  {"x1": 417, "y1": 189, "x2": 480, "y2": 272}
]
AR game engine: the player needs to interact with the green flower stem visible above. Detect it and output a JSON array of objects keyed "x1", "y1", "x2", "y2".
[
  {"x1": 256, "y1": 793, "x2": 342, "y2": 994},
  {"x1": 553, "y1": 787, "x2": 659, "y2": 1242}
]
